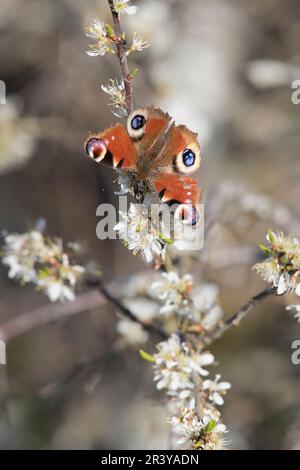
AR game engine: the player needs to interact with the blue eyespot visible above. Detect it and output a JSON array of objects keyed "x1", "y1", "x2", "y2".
[
  {"x1": 131, "y1": 115, "x2": 146, "y2": 130},
  {"x1": 182, "y1": 148, "x2": 195, "y2": 167}
]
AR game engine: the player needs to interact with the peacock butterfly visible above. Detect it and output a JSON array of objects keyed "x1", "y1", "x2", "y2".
[{"x1": 84, "y1": 107, "x2": 202, "y2": 226}]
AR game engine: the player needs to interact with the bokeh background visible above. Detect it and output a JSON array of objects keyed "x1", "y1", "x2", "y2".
[{"x1": 0, "y1": 0, "x2": 300, "y2": 449}]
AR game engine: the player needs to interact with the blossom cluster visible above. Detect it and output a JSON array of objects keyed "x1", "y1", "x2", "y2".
[
  {"x1": 168, "y1": 409, "x2": 228, "y2": 450},
  {"x1": 151, "y1": 334, "x2": 230, "y2": 449},
  {"x1": 85, "y1": 0, "x2": 148, "y2": 116},
  {"x1": 114, "y1": 203, "x2": 168, "y2": 264},
  {"x1": 1, "y1": 230, "x2": 85, "y2": 302},
  {"x1": 253, "y1": 230, "x2": 300, "y2": 295},
  {"x1": 151, "y1": 271, "x2": 223, "y2": 330}
]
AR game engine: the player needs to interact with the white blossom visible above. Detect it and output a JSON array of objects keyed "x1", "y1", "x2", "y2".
[
  {"x1": 114, "y1": 203, "x2": 166, "y2": 263},
  {"x1": 1, "y1": 229, "x2": 85, "y2": 302},
  {"x1": 129, "y1": 32, "x2": 149, "y2": 52},
  {"x1": 151, "y1": 271, "x2": 193, "y2": 316},
  {"x1": 85, "y1": 19, "x2": 113, "y2": 57},
  {"x1": 192, "y1": 283, "x2": 223, "y2": 330},
  {"x1": 153, "y1": 335, "x2": 214, "y2": 392},
  {"x1": 101, "y1": 78, "x2": 127, "y2": 116},
  {"x1": 116, "y1": 318, "x2": 148, "y2": 346},
  {"x1": 169, "y1": 409, "x2": 228, "y2": 450},
  {"x1": 113, "y1": 0, "x2": 137, "y2": 15},
  {"x1": 253, "y1": 231, "x2": 300, "y2": 295},
  {"x1": 2, "y1": 231, "x2": 46, "y2": 283},
  {"x1": 151, "y1": 273, "x2": 223, "y2": 327},
  {"x1": 38, "y1": 280, "x2": 76, "y2": 303},
  {"x1": 36, "y1": 253, "x2": 84, "y2": 302},
  {"x1": 203, "y1": 374, "x2": 231, "y2": 406}
]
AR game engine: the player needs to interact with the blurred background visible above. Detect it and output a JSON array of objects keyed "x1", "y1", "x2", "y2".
[{"x1": 0, "y1": 0, "x2": 300, "y2": 449}]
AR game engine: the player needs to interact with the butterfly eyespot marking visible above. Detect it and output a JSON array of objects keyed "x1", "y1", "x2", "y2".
[
  {"x1": 182, "y1": 148, "x2": 195, "y2": 167},
  {"x1": 85, "y1": 138, "x2": 107, "y2": 163},
  {"x1": 173, "y1": 140, "x2": 201, "y2": 175},
  {"x1": 127, "y1": 108, "x2": 148, "y2": 140},
  {"x1": 131, "y1": 115, "x2": 145, "y2": 130},
  {"x1": 175, "y1": 204, "x2": 200, "y2": 227}
]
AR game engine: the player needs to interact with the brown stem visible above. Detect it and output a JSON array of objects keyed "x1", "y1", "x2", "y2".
[
  {"x1": 108, "y1": 0, "x2": 133, "y2": 114},
  {"x1": 0, "y1": 290, "x2": 104, "y2": 342},
  {"x1": 201, "y1": 286, "x2": 276, "y2": 348},
  {"x1": 98, "y1": 280, "x2": 167, "y2": 339}
]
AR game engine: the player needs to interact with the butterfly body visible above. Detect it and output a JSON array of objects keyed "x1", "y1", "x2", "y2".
[{"x1": 85, "y1": 107, "x2": 202, "y2": 225}]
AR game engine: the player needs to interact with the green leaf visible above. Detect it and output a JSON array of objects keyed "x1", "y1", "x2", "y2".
[
  {"x1": 204, "y1": 419, "x2": 216, "y2": 433},
  {"x1": 130, "y1": 67, "x2": 138, "y2": 77},
  {"x1": 267, "y1": 229, "x2": 277, "y2": 244},
  {"x1": 158, "y1": 232, "x2": 173, "y2": 245},
  {"x1": 105, "y1": 23, "x2": 115, "y2": 38},
  {"x1": 259, "y1": 244, "x2": 272, "y2": 255},
  {"x1": 139, "y1": 349, "x2": 155, "y2": 363},
  {"x1": 37, "y1": 268, "x2": 50, "y2": 279},
  {"x1": 193, "y1": 440, "x2": 204, "y2": 449}
]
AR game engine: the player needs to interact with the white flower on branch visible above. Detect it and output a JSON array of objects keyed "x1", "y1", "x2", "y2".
[
  {"x1": 192, "y1": 283, "x2": 224, "y2": 330},
  {"x1": 101, "y1": 79, "x2": 127, "y2": 116},
  {"x1": 116, "y1": 318, "x2": 148, "y2": 346},
  {"x1": 286, "y1": 304, "x2": 300, "y2": 323},
  {"x1": 151, "y1": 272, "x2": 223, "y2": 327},
  {"x1": 113, "y1": 0, "x2": 137, "y2": 16},
  {"x1": 169, "y1": 408, "x2": 228, "y2": 450},
  {"x1": 1, "y1": 229, "x2": 85, "y2": 302},
  {"x1": 153, "y1": 334, "x2": 214, "y2": 392},
  {"x1": 2, "y1": 231, "x2": 45, "y2": 283},
  {"x1": 253, "y1": 230, "x2": 300, "y2": 295},
  {"x1": 36, "y1": 253, "x2": 84, "y2": 303},
  {"x1": 151, "y1": 271, "x2": 193, "y2": 316},
  {"x1": 203, "y1": 374, "x2": 231, "y2": 406},
  {"x1": 38, "y1": 280, "x2": 76, "y2": 303},
  {"x1": 114, "y1": 203, "x2": 166, "y2": 263},
  {"x1": 126, "y1": 32, "x2": 150, "y2": 55},
  {"x1": 85, "y1": 19, "x2": 114, "y2": 57}
]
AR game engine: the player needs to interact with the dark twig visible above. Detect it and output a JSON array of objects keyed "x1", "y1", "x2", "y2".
[
  {"x1": 108, "y1": 0, "x2": 133, "y2": 114},
  {"x1": 201, "y1": 286, "x2": 277, "y2": 348},
  {"x1": 98, "y1": 279, "x2": 167, "y2": 339}
]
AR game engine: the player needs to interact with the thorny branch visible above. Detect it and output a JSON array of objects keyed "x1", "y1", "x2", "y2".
[{"x1": 108, "y1": 0, "x2": 133, "y2": 114}]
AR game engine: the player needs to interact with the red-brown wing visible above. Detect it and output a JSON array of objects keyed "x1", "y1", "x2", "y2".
[
  {"x1": 126, "y1": 107, "x2": 172, "y2": 177},
  {"x1": 153, "y1": 173, "x2": 202, "y2": 226},
  {"x1": 152, "y1": 123, "x2": 202, "y2": 226},
  {"x1": 84, "y1": 123, "x2": 138, "y2": 169},
  {"x1": 154, "y1": 125, "x2": 201, "y2": 175},
  {"x1": 153, "y1": 173, "x2": 201, "y2": 206}
]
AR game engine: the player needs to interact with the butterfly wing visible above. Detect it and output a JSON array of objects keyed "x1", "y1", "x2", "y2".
[
  {"x1": 126, "y1": 107, "x2": 172, "y2": 177},
  {"x1": 84, "y1": 123, "x2": 137, "y2": 169},
  {"x1": 84, "y1": 108, "x2": 202, "y2": 225},
  {"x1": 84, "y1": 106, "x2": 171, "y2": 170},
  {"x1": 152, "y1": 124, "x2": 202, "y2": 224}
]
